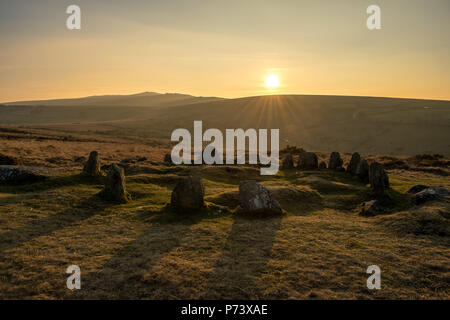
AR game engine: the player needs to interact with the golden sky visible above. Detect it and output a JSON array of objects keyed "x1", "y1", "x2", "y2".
[{"x1": 1, "y1": 0, "x2": 449, "y2": 102}]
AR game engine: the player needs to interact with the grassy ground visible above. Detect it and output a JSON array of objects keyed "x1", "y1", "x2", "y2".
[{"x1": 0, "y1": 152, "x2": 449, "y2": 299}]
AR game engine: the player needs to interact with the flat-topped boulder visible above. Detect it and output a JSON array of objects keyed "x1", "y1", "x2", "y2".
[
  {"x1": 297, "y1": 152, "x2": 318, "y2": 170},
  {"x1": 100, "y1": 164, "x2": 131, "y2": 203},
  {"x1": 171, "y1": 176, "x2": 205, "y2": 212},
  {"x1": 82, "y1": 151, "x2": 102, "y2": 177},
  {"x1": 238, "y1": 180, "x2": 283, "y2": 216},
  {"x1": 328, "y1": 152, "x2": 343, "y2": 171}
]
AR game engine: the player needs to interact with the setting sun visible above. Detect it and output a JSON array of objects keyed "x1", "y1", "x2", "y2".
[{"x1": 265, "y1": 74, "x2": 279, "y2": 89}]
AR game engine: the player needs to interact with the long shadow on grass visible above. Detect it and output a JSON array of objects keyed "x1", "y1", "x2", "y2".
[
  {"x1": 202, "y1": 215, "x2": 283, "y2": 299},
  {"x1": 0, "y1": 194, "x2": 109, "y2": 252},
  {"x1": 0, "y1": 174, "x2": 104, "y2": 194},
  {"x1": 74, "y1": 210, "x2": 204, "y2": 299}
]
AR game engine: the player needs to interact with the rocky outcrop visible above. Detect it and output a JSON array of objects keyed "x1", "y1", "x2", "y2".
[
  {"x1": 297, "y1": 152, "x2": 318, "y2": 170},
  {"x1": 82, "y1": 151, "x2": 102, "y2": 177},
  {"x1": 347, "y1": 152, "x2": 361, "y2": 175},
  {"x1": 100, "y1": 164, "x2": 131, "y2": 203},
  {"x1": 171, "y1": 176, "x2": 205, "y2": 212},
  {"x1": 238, "y1": 180, "x2": 283, "y2": 216},
  {"x1": 328, "y1": 152, "x2": 343, "y2": 171}
]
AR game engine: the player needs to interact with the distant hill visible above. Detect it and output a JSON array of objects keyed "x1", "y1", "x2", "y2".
[
  {"x1": 2, "y1": 92, "x2": 223, "y2": 107},
  {"x1": 1, "y1": 94, "x2": 449, "y2": 156}
]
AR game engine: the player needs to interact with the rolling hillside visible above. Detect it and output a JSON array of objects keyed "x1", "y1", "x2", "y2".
[{"x1": 1, "y1": 94, "x2": 449, "y2": 156}]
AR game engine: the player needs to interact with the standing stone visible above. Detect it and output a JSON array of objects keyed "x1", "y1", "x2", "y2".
[
  {"x1": 281, "y1": 153, "x2": 295, "y2": 169},
  {"x1": 100, "y1": 164, "x2": 130, "y2": 203},
  {"x1": 347, "y1": 152, "x2": 361, "y2": 175},
  {"x1": 356, "y1": 159, "x2": 369, "y2": 182},
  {"x1": 297, "y1": 152, "x2": 318, "y2": 169},
  {"x1": 328, "y1": 152, "x2": 343, "y2": 171},
  {"x1": 164, "y1": 153, "x2": 172, "y2": 164},
  {"x1": 319, "y1": 161, "x2": 327, "y2": 169},
  {"x1": 369, "y1": 162, "x2": 389, "y2": 194},
  {"x1": 238, "y1": 180, "x2": 283, "y2": 216},
  {"x1": 83, "y1": 151, "x2": 102, "y2": 177},
  {"x1": 171, "y1": 176, "x2": 205, "y2": 212}
]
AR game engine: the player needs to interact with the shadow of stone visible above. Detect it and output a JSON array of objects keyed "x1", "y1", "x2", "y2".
[
  {"x1": 201, "y1": 215, "x2": 283, "y2": 299},
  {"x1": 0, "y1": 194, "x2": 109, "y2": 252},
  {"x1": 72, "y1": 211, "x2": 206, "y2": 299},
  {"x1": 0, "y1": 173, "x2": 104, "y2": 194}
]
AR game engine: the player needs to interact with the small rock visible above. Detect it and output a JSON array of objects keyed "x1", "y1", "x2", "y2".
[
  {"x1": 297, "y1": 152, "x2": 318, "y2": 170},
  {"x1": 356, "y1": 159, "x2": 369, "y2": 182},
  {"x1": 0, "y1": 165, "x2": 46, "y2": 184},
  {"x1": 238, "y1": 180, "x2": 283, "y2": 216},
  {"x1": 369, "y1": 162, "x2": 389, "y2": 194},
  {"x1": 281, "y1": 153, "x2": 295, "y2": 169},
  {"x1": 82, "y1": 151, "x2": 102, "y2": 177},
  {"x1": 359, "y1": 200, "x2": 383, "y2": 217},
  {"x1": 73, "y1": 156, "x2": 86, "y2": 163},
  {"x1": 328, "y1": 152, "x2": 343, "y2": 171},
  {"x1": 407, "y1": 185, "x2": 429, "y2": 194},
  {"x1": 100, "y1": 164, "x2": 131, "y2": 203},
  {"x1": 412, "y1": 187, "x2": 449, "y2": 205},
  {"x1": 346, "y1": 152, "x2": 361, "y2": 175},
  {"x1": 171, "y1": 176, "x2": 205, "y2": 212},
  {"x1": 319, "y1": 161, "x2": 327, "y2": 169}
]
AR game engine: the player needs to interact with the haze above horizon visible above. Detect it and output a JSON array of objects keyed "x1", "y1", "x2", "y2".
[{"x1": 1, "y1": 0, "x2": 449, "y2": 101}]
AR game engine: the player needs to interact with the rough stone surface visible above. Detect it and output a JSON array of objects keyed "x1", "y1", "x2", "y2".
[
  {"x1": 412, "y1": 187, "x2": 449, "y2": 205},
  {"x1": 83, "y1": 151, "x2": 102, "y2": 177},
  {"x1": 171, "y1": 176, "x2": 205, "y2": 212},
  {"x1": 238, "y1": 180, "x2": 282, "y2": 215},
  {"x1": 297, "y1": 152, "x2": 318, "y2": 170},
  {"x1": 407, "y1": 185, "x2": 429, "y2": 194},
  {"x1": 328, "y1": 152, "x2": 343, "y2": 171},
  {"x1": 369, "y1": 162, "x2": 390, "y2": 194},
  {"x1": 359, "y1": 200, "x2": 384, "y2": 217},
  {"x1": 0, "y1": 165, "x2": 46, "y2": 184},
  {"x1": 281, "y1": 154, "x2": 295, "y2": 169},
  {"x1": 356, "y1": 159, "x2": 369, "y2": 182},
  {"x1": 100, "y1": 164, "x2": 130, "y2": 203},
  {"x1": 319, "y1": 161, "x2": 327, "y2": 169},
  {"x1": 347, "y1": 152, "x2": 361, "y2": 175}
]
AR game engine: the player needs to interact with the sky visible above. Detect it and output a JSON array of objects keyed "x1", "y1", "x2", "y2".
[{"x1": 0, "y1": 0, "x2": 449, "y2": 102}]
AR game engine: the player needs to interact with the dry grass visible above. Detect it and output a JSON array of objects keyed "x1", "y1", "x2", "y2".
[{"x1": 0, "y1": 129, "x2": 449, "y2": 300}]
